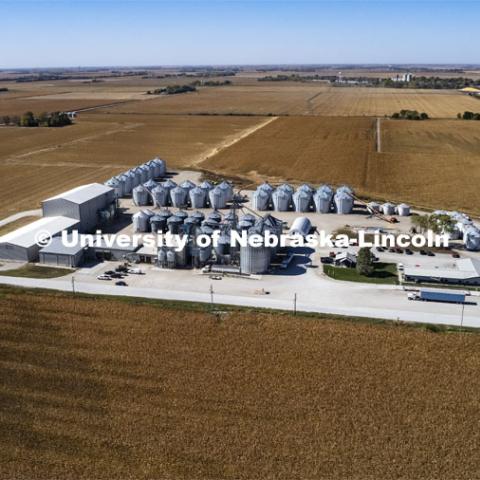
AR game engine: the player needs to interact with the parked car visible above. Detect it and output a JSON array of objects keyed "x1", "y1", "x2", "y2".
[
  {"x1": 419, "y1": 249, "x2": 427, "y2": 255},
  {"x1": 128, "y1": 268, "x2": 144, "y2": 274},
  {"x1": 104, "y1": 270, "x2": 115, "y2": 275},
  {"x1": 388, "y1": 247, "x2": 396, "y2": 253},
  {"x1": 115, "y1": 281, "x2": 127, "y2": 286},
  {"x1": 405, "y1": 249, "x2": 413, "y2": 255},
  {"x1": 452, "y1": 252, "x2": 460, "y2": 258},
  {"x1": 110, "y1": 273, "x2": 124, "y2": 279},
  {"x1": 97, "y1": 274, "x2": 111, "y2": 281},
  {"x1": 376, "y1": 247, "x2": 385, "y2": 252},
  {"x1": 395, "y1": 247, "x2": 404, "y2": 254},
  {"x1": 427, "y1": 251, "x2": 435, "y2": 257}
]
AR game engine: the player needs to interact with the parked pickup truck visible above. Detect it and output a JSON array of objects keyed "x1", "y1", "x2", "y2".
[{"x1": 408, "y1": 289, "x2": 466, "y2": 304}]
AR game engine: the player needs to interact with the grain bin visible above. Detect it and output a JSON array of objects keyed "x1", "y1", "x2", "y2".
[
  {"x1": 240, "y1": 237, "x2": 271, "y2": 274},
  {"x1": 238, "y1": 219, "x2": 254, "y2": 230},
  {"x1": 224, "y1": 211, "x2": 238, "y2": 227},
  {"x1": 214, "y1": 233, "x2": 231, "y2": 258},
  {"x1": 208, "y1": 210, "x2": 223, "y2": 223},
  {"x1": 278, "y1": 183, "x2": 294, "y2": 194},
  {"x1": 189, "y1": 186, "x2": 207, "y2": 209},
  {"x1": 259, "y1": 182, "x2": 274, "y2": 194},
  {"x1": 131, "y1": 168, "x2": 142, "y2": 187},
  {"x1": 105, "y1": 177, "x2": 124, "y2": 198},
  {"x1": 162, "y1": 179, "x2": 177, "y2": 205},
  {"x1": 252, "y1": 188, "x2": 270, "y2": 211},
  {"x1": 313, "y1": 185, "x2": 334, "y2": 213},
  {"x1": 133, "y1": 211, "x2": 150, "y2": 232},
  {"x1": 170, "y1": 186, "x2": 188, "y2": 208},
  {"x1": 298, "y1": 184, "x2": 314, "y2": 194},
  {"x1": 180, "y1": 179, "x2": 196, "y2": 193},
  {"x1": 152, "y1": 157, "x2": 166, "y2": 177},
  {"x1": 396, "y1": 203, "x2": 411, "y2": 216},
  {"x1": 191, "y1": 211, "x2": 205, "y2": 223},
  {"x1": 464, "y1": 227, "x2": 480, "y2": 251},
  {"x1": 209, "y1": 186, "x2": 227, "y2": 209},
  {"x1": 289, "y1": 216, "x2": 312, "y2": 236},
  {"x1": 272, "y1": 187, "x2": 292, "y2": 212},
  {"x1": 175, "y1": 210, "x2": 189, "y2": 222},
  {"x1": 152, "y1": 185, "x2": 169, "y2": 207},
  {"x1": 166, "y1": 249, "x2": 176, "y2": 268},
  {"x1": 293, "y1": 189, "x2": 312, "y2": 212},
  {"x1": 334, "y1": 190, "x2": 354, "y2": 214},
  {"x1": 367, "y1": 201, "x2": 382, "y2": 214},
  {"x1": 150, "y1": 215, "x2": 166, "y2": 233},
  {"x1": 143, "y1": 179, "x2": 158, "y2": 191},
  {"x1": 120, "y1": 173, "x2": 133, "y2": 195},
  {"x1": 132, "y1": 185, "x2": 150, "y2": 206},
  {"x1": 240, "y1": 213, "x2": 256, "y2": 223},
  {"x1": 167, "y1": 215, "x2": 184, "y2": 234},
  {"x1": 382, "y1": 202, "x2": 396, "y2": 216},
  {"x1": 218, "y1": 180, "x2": 233, "y2": 201},
  {"x1": 138, "y1": 165, "x2": 150, "y2": 183}
]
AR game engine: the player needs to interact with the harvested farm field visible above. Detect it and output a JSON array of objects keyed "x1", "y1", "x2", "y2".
[
  {"x1": 0, "y1": 114, "x2": 263, "y2": 218},
  {"x1": 1, "y1": 286, "x2": 479, "y2": 479},
  {"x1": 203, "y1": 116, "x2": 480, "y2": 215}
]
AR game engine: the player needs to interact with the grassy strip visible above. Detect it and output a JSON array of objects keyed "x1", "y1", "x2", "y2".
[
  {"x1": 0, "y1": 283, "x2": 476, "y2": 334},
  {"x1": 0, "y1": 264, "x2": 73, "y2": 279},
  {"x1": 324, "y1": 263, "x2": 398, "y2": 285}
]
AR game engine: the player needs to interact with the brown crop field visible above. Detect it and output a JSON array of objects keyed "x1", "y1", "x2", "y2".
[
  {"x1": 202, "y1": 117, "x2": 480, "y2": 215},
  {"x1": 1, "y1": 285, "x2": 479, "y2": 479},
  {"x1": 0, "y1": 114, "x2": 263, "y2": 218}
]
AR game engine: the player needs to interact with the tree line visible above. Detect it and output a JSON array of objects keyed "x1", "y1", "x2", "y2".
[
  {"x1": 457, "y1": 111, "x2": 480, "y2": 120},
  {"x1": 2, "y1": 111, "x2": 72, "y2": 127},
  {"x1": 391, "y1": 110, "x2": 429, "y2": 120}
]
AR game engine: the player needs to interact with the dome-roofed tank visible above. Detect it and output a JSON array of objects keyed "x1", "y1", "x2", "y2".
[
  {"x1": 252, "y1": 188, "x2": 270, "y2": 211},
  {"x1": 298, "y1": 184, "x2": 314, "y2": 194},
  {"x1": 151, "y1": 157, "x2": 166, "y2": 177},
  {"x1": 367, "y1": 201, "x2": 382, "y2": 213},
  {"x1": 382, "y1": 202, "x2": 396, "y2": 216},
  {"x1": 208, "y1": 210, "x2": 223, "y2": 223},
  {"x1": 258, "y1": 182, "x2": 275, "y2": 194},
  {"x1": 174, "y1": 210, "x2": 188, "y2": 222},
  {"x1": 132, "y1": 185, "x2": 149, "y2": 206},
  {"x1": 293, "y1": 189, "x2": 312, "y2": 212},
  {"x1": 133, "y1": 211, "x2": 150, "y2": 232},
  {"x1": 313, "y1": 185, "x2": 334, "y2": 213},
  {"x1": 150, "y1": 214, "x2": 166, "y2": 233},
  {"x1": 191, "y1": 211, "x2": 205, "y2": 223},
  {"x1": 170, "y1": 186, "x2": 188, "y2": 208},
  {"x1": 105, "y1": 177, "x2": 124, "y2": 198},
  {"x1": 218, "y1": 180, "x2": 234, "y2": 202},
  {"x1": 209, "y1": 186, "x2": 227, "y2": 209},
  {"x1": 152, "y1": 185, "x2": 169, "y2": 207},
  {"x1": 189, "y1": 186, "x2": 207, "y2": 209},
  {"x1": 464, "y1": 227, "x2": 480, "y2": 251},
  {"x1": 334, "y1": 190, "x2": 354, "y2": 214},
  {"x1": 336, "y1": 185, "x2": 353, "y2": 195},
  {"x1": 167, "y1": 215, "x2": 184, "y2": 234},
  {"x1": 143, "y1": 179, "x2": 158, "y2": 191},
  {"x1": 272, "y1": 187, "x2": 292, "y2": 212},
  {"x1": 119, "y1": 174, "x2": 132, "y2": 195},
  {"x1": 396, "y1": 203, "x2": 411, "y2": 216},
  {"x1": 138, "y1": 165, "x2": 150, "y2": 183},
  {"x1": 278, "y1": 183, "x2": 294, "y2": 194},
  {"x1": 199, "y1": 180, "x2": 213, "y2": 191},
  {"x1": 180, "y1": 179, "x2": 196, "y2": 192}
]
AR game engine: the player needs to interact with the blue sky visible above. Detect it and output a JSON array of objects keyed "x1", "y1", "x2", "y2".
[{"x1": 1, "y1": 1, "x2": 477, "y2": 68}]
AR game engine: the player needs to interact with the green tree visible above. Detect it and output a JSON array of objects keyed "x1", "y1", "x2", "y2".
[
  {"x1": 356, "y1": 248, "x2": 374, "y2": 277},
  {"x1": 20, "y1": 111, "x2": 38, "y2": 127}
]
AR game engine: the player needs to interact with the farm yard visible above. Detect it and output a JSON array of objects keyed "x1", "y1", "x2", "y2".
[{"x1": 1, "y1": 286, "x2": 480, "y2": 479}]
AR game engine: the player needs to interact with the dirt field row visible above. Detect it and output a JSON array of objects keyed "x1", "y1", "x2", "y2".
[{"x1": 1, "y1": 286, "x2": 479, "y2": 479}]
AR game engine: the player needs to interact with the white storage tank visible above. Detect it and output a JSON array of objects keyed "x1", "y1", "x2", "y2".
[
  {"x1": 189, "y1": 186, "x2": 207, "y2": 209},
  {"x1": 218, "y1": 180, "x2": 233, "y2": 202},
  {"x1": 120, "y1": 173, "x2": 133, "y2": 195},
  {"x1": 153, "y1": 157, "x2": 166, "y2": 177},
  {"x1": 293, "y1": 189, "x2": 312, "y2": 212},
  {"x1": 367, "y1": 201, "x2": 382, "y2": 213},
  {"x1": 240, "y1": 231, "x2": 271, "y2": 275},
  {"x1": 209, "y1": 186, "x2": 227, "y2": 209},
  {"x1": 258, "y1": 182, "x2": 274, "y2": 195},
  {"x1": 180, "y1": 180, "x2": 196, "y2": 193},
  {"x1": 278, "y1": 183, "x2": 294, "y2": 195},
  {"x1": 313, "y1": 185, "x2": 334, "y2": 213},
  {"x1": 132, "y1": 185, "x2": 149, "y2": 206},
  {"x1": 382, "y1": 202, "x2": 396, "y2": 216},
  {"x1": 289, "y1": 217, "x2": 312, "y2": 236},
  {"x1": 105, "y1": 177, "x2": 124, "y2": 198},
  {"x1": 152, "y1": 185, "x2": 168, "y2": 207},
  {"x1": 133, "y1": 211, "x2": 150, "y2": 232},
  {"x1": 252, "y1": 188, "x2": 270, "y2": 211},
  {"x1": 396, "y1": 203, "x2": 411, "y2": 216},
  {"x1": 464, "y1": 227, "x2": 480, "y2": 251},
  {"x1": 272, "y1": 188, "x2": 291, "y2": 212},
  {"x1": 334, "y1": 190, "x2": 354, "y2": 214},
  {"x1": 132, "y1": 168, "x2": 142, "y2": 187},
  {"x1": 143, "y1": 179, "x2": 158, "y2": 191},
  {"x1": 170, "y1": 186, "x2": 188, "y2": 208},
  {"x1": 138, "y1": 165, "x2": 150, "y2": 183}
]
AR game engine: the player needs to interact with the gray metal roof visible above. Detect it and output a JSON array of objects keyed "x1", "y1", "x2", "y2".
[
  {"x1": 404, "y1": 258, "x2": 480, "y2": 280},
  {"x1": 39, "y1": 235, "x2": 85, "y2": 255},
  {"x1": 0, "y1": 216, "x2": 80, "y2": 248},
  {"x1": 43, "y1": 183, "x2": 113, "y2": 205}
]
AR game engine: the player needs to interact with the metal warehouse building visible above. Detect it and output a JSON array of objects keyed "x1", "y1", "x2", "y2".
[
  {"x1": 42, "y1": 183, "x2": 115, "y2": 232},
  {"x1": 0, "y1": 216, "x2": 80, "y2": 262},
  {"x1": 39, "y1": 235, "x2": 86, "y2": 268}
]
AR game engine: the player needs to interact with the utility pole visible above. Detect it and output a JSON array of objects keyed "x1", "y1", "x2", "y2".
[
  {"x1": 293, "y1": 293, "x2": 297, "y2": 316},
  {"x1": 71, "y1": 276, "x2": 76, "y2": 295},
  {"x1": 209, "y1": 284, "x2": 214, "y2": 310},
  {"x1": 461, "y1": 302, "x2": 465, "y2": 329}
]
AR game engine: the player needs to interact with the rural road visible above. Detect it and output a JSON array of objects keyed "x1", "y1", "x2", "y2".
[
  {"x1": 0, "y1": 274, "x2": 478, "y2": 329},
  {"x1": 0, "y1": 210, "x2": 42, "y2": 228}
]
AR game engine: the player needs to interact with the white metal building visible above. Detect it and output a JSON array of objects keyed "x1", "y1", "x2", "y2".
[
  {"x1": 42, "y1": 183, "x2": 115, "y2": 232},
  {"x1": 0, "y1": 216, "x2": 80, "y2": 262}
]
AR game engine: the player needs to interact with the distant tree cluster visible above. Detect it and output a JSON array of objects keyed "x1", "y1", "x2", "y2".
[
  {"x1": 191, "y1": 80, "x2": 232, "y2": 87},
  {"x1": 391, "y1": 110, "x2": 429, "y2": 120},
  {"x1": 0, "y1": 87, "x2": 8, "y2": 93},
  {"x1": 457, "y1": 111, "x2": 480, "y2": 120},
  {"x1": 147, "y1": 84, "x2": 197, "y2": 95},
  {"x1": 2, "y1": 111, "x2": 72, "y2": 127},
  {"x1": 383, "y1": 76, "x2": 477, "y2": 89}
]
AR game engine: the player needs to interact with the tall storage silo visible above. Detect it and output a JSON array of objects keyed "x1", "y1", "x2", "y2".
[
  {"x1": 170, "y1": 186, "x2": 187, "y2": 208},
  {"x1": 189, "y1": 186, "x2": 206, "y2": 209},
  {"x1": 152, "y1": 185, "x2": 169, "y2": 207},
  {"x1": 293, "y1": 189, "x2": 312, "y2": 212},
  {"x1": 199, "y1": 180, "x2": 214, "y2": 206},
  {"x1": 180, "y1": 180, "x2": 196, "y2": 193},
  {"x1": 209, "y1": 186, "x2": 227, "y2": 209},
  {"x1": 138, "y1": 165, "x2": 150, "y2": 183},
  {"x1": 298, "y1": 184, "x2": 314, "y2": 194},
  {"x1": 272, "y1": 188, "x2": 291, "y2": 211},
  {"x1": 259, "y1": 182, "x2": 274, "y2": 195},
  {"x1": 162, "y1": 179, "x2": 177, "y2": 205},
  {"x1": 336, "y1": 185, "x2": 353, "y2": 195},
  {"x1": 218, "y1": 180, "x2": 233, "y2": 202},
  {"x1": 132, "y1": 185, "x2": 149, "y2": 206},
  {"x1": 120, "y1": 173, "x2": 133, "y2": 195},
  {"x1": 143, "y1": 161, "x2": 156, "y2": 179},
  {"x1": 396, "y1": 203, "x2": 411, "y2": 216},
  {"x1": 133, "y1": 211, "x2": 150, "y2": 232},
  {"x1": 208, "y1": 210, "x2": 222, "y2": 223},
  {"x1": 125, "y1": 170, "x2": 137, "y2": 189},
  {"x1": 150, "y1": 215, "x2": 166, "y2": 233},
  {"x1": 167, "y1": 215, "x2": 184, "y2": 234},
  {"x1": 153, "y1": 157, "x2": 166, "y2": 177},
  {"x1": 191, "y1": 211, "x2": 205, "y2": 223},
  {"x1": 464, "y1": 227, "x2": 480, "y2": 251},
  {"x1": 252, "y1": 188, "x2": 270, "y2": 211},
  {"x1": 313, "y1": 185, "x2": 334, "y2": 213},
  {"x1": 240, "y1": 228, "x2": 271, "y2": 274},
  {"x1": 105, "y1": 177, "x2": 124, "y2": 198},
  {"x1": 334, "y1": 190, "x2": 354, "y2": 214},
  {"x1": 132, "y1": 168, "x2": 142, "y2": 187}
]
